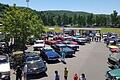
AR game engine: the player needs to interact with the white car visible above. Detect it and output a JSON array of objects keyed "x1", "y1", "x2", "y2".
[
  {"x1": 33, "y1": 40, "x2": 45, "y2": 51},
  {"x1": 0, "y1": 55, "x2": 10, "y2": 80}
]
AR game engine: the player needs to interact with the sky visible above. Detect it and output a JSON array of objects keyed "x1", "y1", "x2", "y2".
[{"x1": 0, "y1": 0, "x2": 120, "y2": 14}]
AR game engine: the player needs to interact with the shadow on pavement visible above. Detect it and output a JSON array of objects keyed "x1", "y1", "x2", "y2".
[
  {"x1": 65, "y1": 55, "x2": 76, "y2": 58},
  {"x1": 47, "y1": 60, "x2": 60, "y2": 64},
  {"x1": 27, "y1": 72, "x2": 48, "y2": 79}
]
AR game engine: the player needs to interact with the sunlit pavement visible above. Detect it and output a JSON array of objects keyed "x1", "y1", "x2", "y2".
[{"x1": 11, "y1": 42, "x2": 110, "y2": 80}]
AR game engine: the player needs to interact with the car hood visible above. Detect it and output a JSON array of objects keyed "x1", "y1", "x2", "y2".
[
  {"x1": 108, "y1": 69, "x2": 120, "y2": 77},
  {"x1": 46, "y1": 51, "x2": 59, "y2": 58},
  {"x1": 0, "y1": 63, "x2": 10, "y2": 72}
]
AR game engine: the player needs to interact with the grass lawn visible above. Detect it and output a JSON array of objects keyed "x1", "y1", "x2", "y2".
[{"x1": 101, "y1": 28, "x2": 120, "y2": 36}]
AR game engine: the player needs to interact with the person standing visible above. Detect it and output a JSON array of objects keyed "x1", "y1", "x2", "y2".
[
  {"x1": 79, "y1": 73, "x2": 86, "y2": 80},
  {"x1": 55, "y1": 71, "x2": 60, "y2": 80},
  {"x1": 64, "y1": 68, "x2": 68, "y2": 80},
  {"x1": 16, "y1": 66, "x2": 23, "y2": 80},
  {"x1": 73, "y1": 73, "x2": 78, "y2": 80},
  {"x1": 61, "y1": 48, "x2": 66, "y2": 64}
]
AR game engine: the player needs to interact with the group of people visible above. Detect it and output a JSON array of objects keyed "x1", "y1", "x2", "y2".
[{"x1": 55, "y1": 67, "x2": 86, "y2": 80}]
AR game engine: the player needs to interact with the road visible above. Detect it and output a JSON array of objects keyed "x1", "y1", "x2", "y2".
[{"x1": 11, "y1": 42, "x2": 110, "y2": 80}]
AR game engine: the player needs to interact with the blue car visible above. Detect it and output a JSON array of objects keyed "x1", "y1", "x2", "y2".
[
  {"x1": 51, "y1": 44, "x2": 75, "y2": 57},
  {"x1": 41, "y1": 46, "x2": 60, "y2": 61}
]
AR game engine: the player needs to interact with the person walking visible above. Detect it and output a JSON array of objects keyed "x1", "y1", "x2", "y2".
[
  {"x1": 55, "y1": 71, "x2": 60, "y2": 80},
  {"x1": 15, "y1": 66, "x2": 23, "y2": 80},
  {"x1": 64, "y1": 68, "x2": 68, "y2": 80},
  {"x1": 61, "y1": 48, "x2": 66, "y2": 64},
  {"x1": 73, "y1": 73, "x2": 78, "y2": 80},
  {"x1": 79, "y1": 73, "x2": 86, "y2": 80}
]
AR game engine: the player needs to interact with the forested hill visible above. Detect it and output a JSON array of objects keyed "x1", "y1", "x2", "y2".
[
  {"x1": 0, "y1": 3, "x2": 120, "y2": 27},
  {"x1": 41, "y1": 10, "x2": 91, "y2": 16}
]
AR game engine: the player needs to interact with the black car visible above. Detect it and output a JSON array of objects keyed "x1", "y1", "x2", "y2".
[{"x1": 24, "y1": 60, "x2": 47, "y2": 75}]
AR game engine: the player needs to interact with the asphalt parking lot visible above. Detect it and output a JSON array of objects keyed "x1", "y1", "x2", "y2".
[{"x1": 11, "y1": 42, "x2": 110, "y2": 80}]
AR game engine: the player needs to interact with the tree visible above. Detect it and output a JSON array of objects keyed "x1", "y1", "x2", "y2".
[
  {"x1": 86, "y1": 14, "x2": 94, "y2": 27},
  {"x1": 111, "y1": 10, "x2": 118, "y2": 26},
  {"x1": 1, "y1": 7, "x2": 44, "y2": 53},
  {"x1": 78, "y1": 15, "x2": 86, "y2": 27}
]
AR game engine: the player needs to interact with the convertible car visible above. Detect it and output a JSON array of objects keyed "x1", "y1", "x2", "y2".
[
  {"x1": 40, "y1": 46, "x2": 60, "y2": 61},
  {"x1": 106, "y1": 69, "x2": 120, "y2": 80},
  {"x1": 51, "y1": 44, "x2": 75, "y2": 57}
]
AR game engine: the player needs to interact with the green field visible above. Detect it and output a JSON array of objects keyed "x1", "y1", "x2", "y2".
[{"x1": 101, "y1": 28, "x2": 120, "y2": 36}]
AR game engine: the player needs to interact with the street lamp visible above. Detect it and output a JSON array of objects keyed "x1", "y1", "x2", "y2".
[{"x1": 26, "y1": 0, "x2": 29, "y2": 7}]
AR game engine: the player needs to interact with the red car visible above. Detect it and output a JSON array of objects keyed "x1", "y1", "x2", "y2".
[{"x1": 45, "y1": 40, "x2": 57, "y2": 45}]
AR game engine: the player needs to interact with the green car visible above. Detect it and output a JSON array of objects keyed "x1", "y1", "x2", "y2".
[{"x1": 106, "y1": 69, "x2": 120, "y2": 80}]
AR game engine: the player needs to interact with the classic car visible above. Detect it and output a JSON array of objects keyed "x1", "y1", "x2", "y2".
[
  {"x1": 66, "y1": 44, "x2": 79, "y2": 51},
  {"x1": 40, "y1": 46, "x2": 60, "y2": 61},
  {"x1": 24, "y1": 52, "x2": 41, "y2": 62},
  {"x1": 45, "y1": 40, "x2": 57, "y2": 45},
  {"x1": 108, "y1": 53, "x2": 120, "y2": 66},
  {"x1": 33, "y1": 40, "x2": 45, "y2": 51},
  {"x1": 73, "y1": 37, "x2": 86, "y2": 45},
  {"x1": 24, "y1": 60, "x2": 47, "y2": 76},
  {"x1": 0, "y1": 55, "x2": 10, "y2": 80},
  {"x1": 106, "y1": 69, "x2": 120, "y2": 80},
  {"x1": 63, "y1": 40, "x2": 78, "y2": 45},
  {"x1": 51, "y1": 44, "x2": 75, "y2": 57}
]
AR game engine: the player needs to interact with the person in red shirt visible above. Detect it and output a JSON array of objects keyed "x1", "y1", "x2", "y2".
[{"x1": 73, "y1": 73, "x2": 78, "y2": 80}]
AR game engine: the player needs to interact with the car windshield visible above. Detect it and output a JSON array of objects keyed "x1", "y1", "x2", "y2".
[
  {"x1": 27, "y1": 56, "x2": 40, "y2": 62},
  {"x1": 27, "y1": 61, "x2": 44, "y2": 69},
  {"x1": 45, "y1": 49, "x2": 53, "y2": 52},
  {"x1": 0, "y1": 58, "x2": 7, "y2": 63}
]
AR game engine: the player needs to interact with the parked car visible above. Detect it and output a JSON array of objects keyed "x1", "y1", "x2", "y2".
[
  {"x1": 73, "y1": 37, "x2": 86, "y2": 45},
  {"x1": 108, "y1": 53, "x2": 120, "y2": 66},
  {"x1": 33, "y1": 40, "x2": 45, "y2": 51},
  {"x1": 40, "y1": 46, "x2": 60, "y2": 61},
  {"x1": 24, "y1": 60, "x2": 47, "y2": 76},
  {"x1": 106, "y1": 69, "x2": 120, "y2": 80},
  {"x1": 63, "y1": 40, "x2": 78, "y2": 45},
  {"x1": 24, "y1": 52, "x2": 41, "y2": 62},
  {"x1": 51, "y1": 44, "x2": 75, "y2": 57},
  {"x1": 66, "y1": 43, "x2": 79, "y2": 51},
  {"x1": 0, "y1": 55, "x2": 10, "y2": 80},
  {"x1": 45, "y1": 40, "x2": 57, "y2": 45}
]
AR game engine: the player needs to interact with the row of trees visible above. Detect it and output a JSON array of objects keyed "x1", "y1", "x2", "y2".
[{"x1": 39, "y1": 10, "x2": 120, "y2": 27}]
